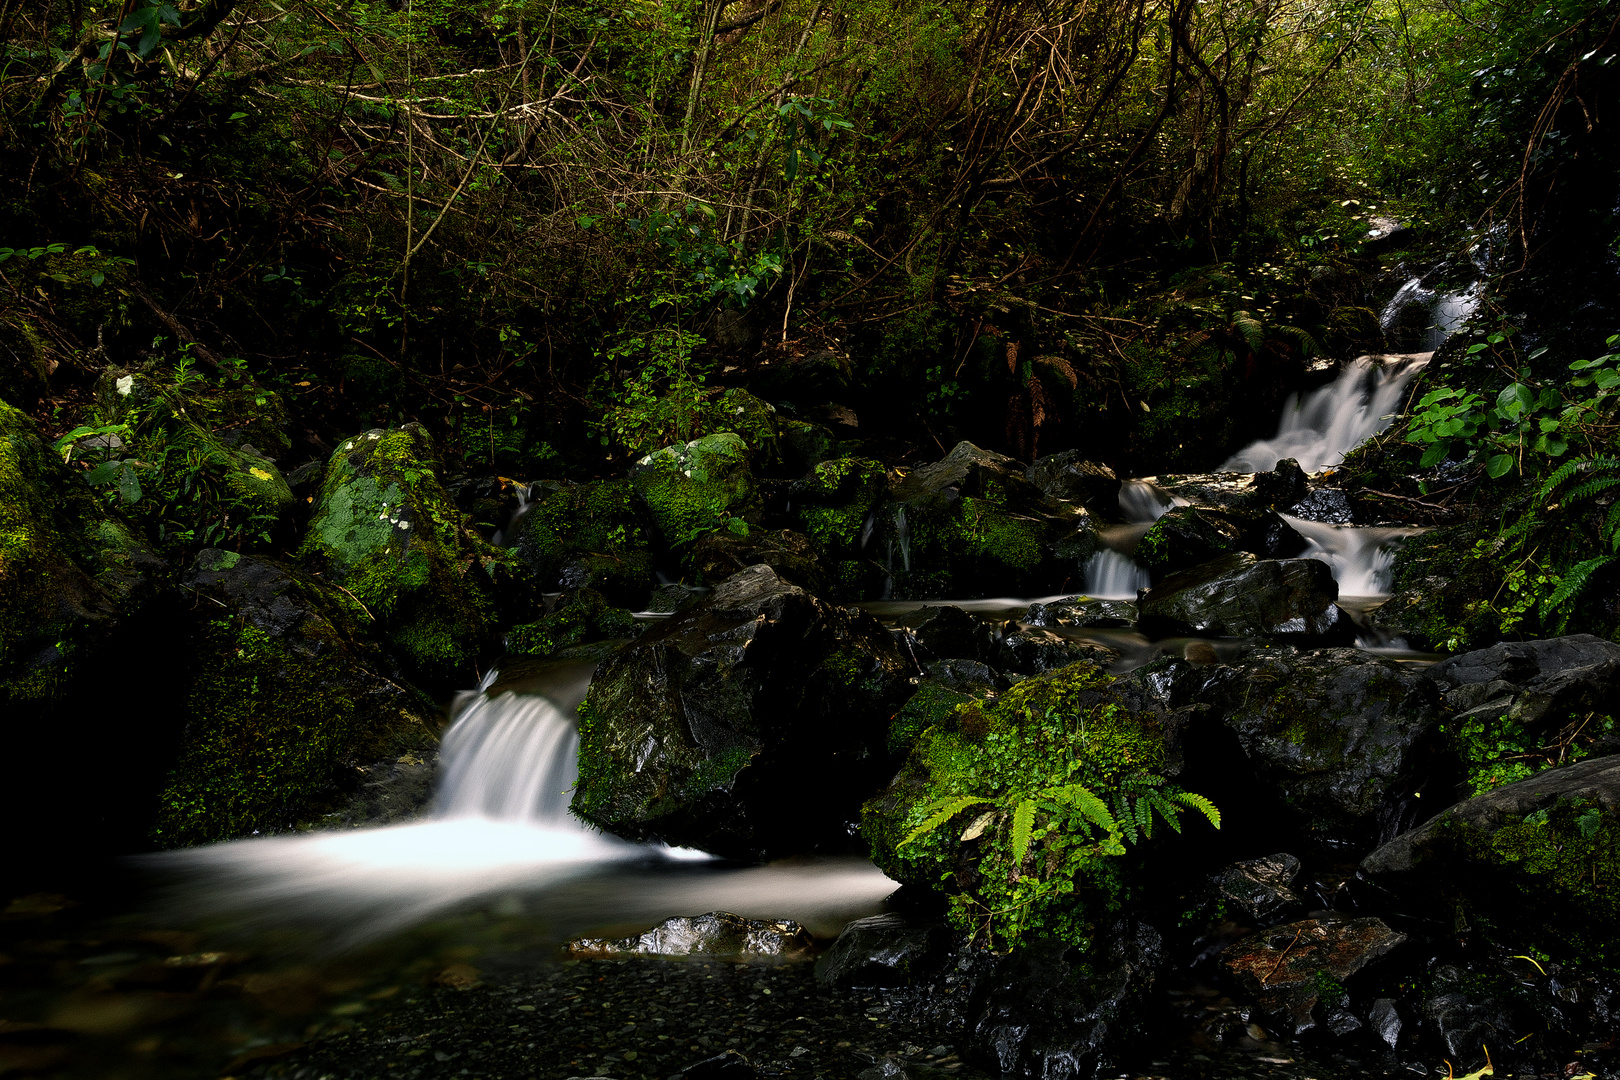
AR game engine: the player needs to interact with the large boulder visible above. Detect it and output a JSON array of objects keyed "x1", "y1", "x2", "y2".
[
  {"x1": 154, "y1": 550, "x2": 439, "y2": 846},
  {"x1": 872, "y1": 441, "x2": 1096, "y2": 599},
  {"x1": 1134, "y1": 505, "x2": 1306, "y2": 574},
  {"x1": 1221, "y1": 917, "x2": 1407, "y2": 1034},
  {"x1": 1132, "y1": 646, "x2": 1442, "y2": 839},
  {"x1": 299, "y1": 425, "x2": 505, "y2": 685},
  {"x1": 1424, "y1": 636, "x2": 1620, "y2": 795},
  {"x1": 1360, "y1": 755, "x2": 1620, "y2": 956},
  {"x1": 1025, "y1": 452, "x2": 1121, "y2": 517},
  {"x1": 1137, "y1": 553, "x2": 1350, "y2": 641},
  {"x1": 690, "y1": 527, "x2": 832, "y2": 595},
  {"x1": 505, "y1": 478, "x2": 654, "y2": 607},
  {"x1": 630, "y1": 432, "x2": 759, "y2": 551},
  {"x1": 815, "y1": 913, "x2": 952, "y2": 989},
  {"x1": 571, "y1": 565, "x2": 915, "y2": 857}
]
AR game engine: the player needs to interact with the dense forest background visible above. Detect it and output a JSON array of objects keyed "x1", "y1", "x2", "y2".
[{"x1": 3, "y1": 0, "x2": 1614, "y2": 483}]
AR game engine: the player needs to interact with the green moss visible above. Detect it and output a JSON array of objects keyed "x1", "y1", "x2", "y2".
[
  {"x1": 631, "y1": 432, "x2": 758, "y2": 547},
  {"x1": 712, "y1": 388, "x2": 782, "y2": 468},
  {"x1": 507, "y1": 589, "x2": 639, "y2": 657},
  {"x1": 299, "y1": 425, "x2": 498, "y2": 681},
  {"x1": 889, "y1": 681, "x2": 978, "y2": 755},
  {"x1": 864, "y1": 662, "x2": 1208, "y2": 950},
  {"x1": 950, "y1": 495, "x2": 1044, "y2": 571}
]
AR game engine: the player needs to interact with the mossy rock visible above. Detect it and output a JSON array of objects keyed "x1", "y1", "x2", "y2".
[
  {"x1": 1367, "y1": 522, "x2": 1500, "y2": 651},
  {"x1": 572, "y1": 564, "x2": 914, "y2": 858},
  {"x1": 863, "y1": 661, "x2": 1203, "y2": 950},
  {"x1": 153, "y1": 550, "x2": 438, "y2": 846},
  {"x1": 1362, "y1": 755, "x2": 1620, "y2": 964},
  {"x1": 778, "y1": 418, "x2": 838, "y2": 474},
  {"x1": 630, "y1": 432, "x2": 759, "y2": 551},
  {"x1": 507, "y1": 588, "x2": 640, "y2": 658},
  {"x1": 712, "y1": 388, "x2": 784, "y2": 473},
  {"x1": 789, "y1": 456, "x2": 888, "y2": 561},
  {"x1": 299, "y1": 424, "x2": 503, "y2": 686},
  {"x1": 506, "y1": 478, "x2": 653, "y2": 607},
  {"x1": 0, "y1": 398, "x2": 164, "y2": 710},
  {"x1": 689, "y1": 527, "x2": 832, "y2": 594}
]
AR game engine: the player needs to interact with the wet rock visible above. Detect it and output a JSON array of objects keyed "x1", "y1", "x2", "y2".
[
  {"x1": 1368, "y1": 996, "x2": 1402, "y2": 1048},
  {"x1": 1221, "y1": 917, "x2": 1406, "y2": 1033},
  {"x1": 921, "y1": 658, "x2": 998, "y2": 692},
  {"x1": 1359, "y1": 754, "x2": 1620, "y2": 954},
  {"x1": 777, "y1": 418, "x2": 839, "y2": 474},
  {"x1": 1150, "y1": 460, "x2": 1309, "y2": 514},
  {"x1": 1365, "y1": 521, "x2": 1499, "y2": 651},
  {"x1": 1132, "y1": 646, "x2": 1441, "y2": 837},
  {"x1": 1212, "y1": 853, "x2": 1304, "y2": 925},
  {"x1": 299, "y1": 425, "x2": 507, "y2": 684},
  {"x1": 1424, "y1": 991, "x2": 1512, "y2": 1069},
  {"x1": 318, "y1": 749, "x2": 439, "y2": 829},
  {"x1": 506, "y1": 588, "x2": 640, "y2": 658},
  {"x1": 815, "y1": 913, "x2": 952, "y2": 988},
  {"x1": 1137, "y1": 553, "x2": 1350, "y2": 642},
  {"x1": 964, "y1": 922, "x2": 1164, "y2": 1078},
  {"x1": 690, "y1": 527, "x2": 832, "y2": 594},
  {"x1": 893, "y1": 605, "x2": 989, "y2": 663},
  {"x1": 989, "y1": 624, "x2": 1119, "y2": 675},
  {"x1": 874, "y1": 441, "x2": 1094, "y2": 600},
  {"x1": 646, "y1": 582, "x2": 707, "y2": 613},
  {"x1": 1286, "y1": 486, "x2": 1356, "y2": 525},
  {"x1": 1025, "y1": 451, "x2": 1121, "y2": 516},
  {"x1": 506, "y1": 478, "x2": 654, "y2": 607},
  {"x1": 572, "y1": 565, "x2": 914, "y2": 857},
  {"x1": 1136, "y1": 505, "x2": 1307, "y2": 573},
  {"x1": 568, "y1": 912, "x2": 813, "y2": 960},
  {"x1": 158, "y1": 550, "x2": 439, "y2": 845},
  {"x1": 676, "y1": 1049, "x2": 758, "y2": 1079},
  {"x1": 1025, "y1": 596, "x2": 1137, "y2": 629},
  {"x1": 630, "y1": 432, "x2": 760, "y2": 552}
]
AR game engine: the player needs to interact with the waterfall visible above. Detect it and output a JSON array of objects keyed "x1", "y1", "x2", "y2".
[
  {"x1": 1282, "y1": 514, "x2": 1420, "y2": 597},
  {"x1": 1082, "y1": 549, "x2": 1151, "y2": 600},
  {"x1": 1219, "y1": 354, "x2": 1429, "y2": 474},
  {"x1": 1118, "y1": 479, "x2": 1177, "y2": 522}
]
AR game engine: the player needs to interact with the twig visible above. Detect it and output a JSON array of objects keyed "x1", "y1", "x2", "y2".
[
  {"x1": 1261, "y1": 927, "x2": 1304, "y2": 986},
  {"x1": 1355, "y1": 488, "x2": 1453, "y2": 513}
]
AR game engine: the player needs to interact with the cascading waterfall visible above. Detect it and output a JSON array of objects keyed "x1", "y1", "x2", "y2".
[
  {"x1": 1283, "y1": 515, "x2": 1420, "y2": 598},
  {"x1": 1081, "y1": 549, "x2": 1151, "y2": 599},
  {"x1": 1219, "y1": 354, "x2": 1430, "y2": 474}
]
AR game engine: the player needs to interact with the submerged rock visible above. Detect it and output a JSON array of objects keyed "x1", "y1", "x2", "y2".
[
  {"x1": 568, "y1": 912, "x2": 813, "y2": 960},
  {"x1": 156, "y1": 550, "x2": 439, "y2": 845},
  {"x1": 1132, "y1": 646, "x2": 1441, "y2": 838},
  {"x1": 815, "y1": 913, "x2": 951, "y2": 988},
  {"x1": 300, "y1": 425, "x2": 505, "y2": 684},
  {"x1": 1360, "y1": 754, "x2": 1620, "y2": 955},
  {"x1": 1221, "y1": 917, "x2": 1406, "y2": 1033},
  {"x1": 572, "y1": 565, "x2": 914, "y2": 857},
  {"x1": 1137, "y1": 553, "x2": 1349, "y2": 641},
  {"x1": 506, "y1": 478, "x2": 654, "y2": 607}
]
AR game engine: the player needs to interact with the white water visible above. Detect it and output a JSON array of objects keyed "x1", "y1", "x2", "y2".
[
  {"x1": 1283, "y1": 514, "x2": 1420, "y2": 598},
  {"x1": 1082, "y1": 549, "x2": 1151, "y2": 599},
  {"x1": 1379, "y1": 276, "x2": 1483, "y2": 351},
  {"x1": 149, "y1": 663, "x2": 896, "y2": 944},
  {"x1": 1219, "y1": 354, "x2": 1430, "y2": 474}
]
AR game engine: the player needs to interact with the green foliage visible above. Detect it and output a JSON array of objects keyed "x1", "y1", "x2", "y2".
[
  {"x1": 866, "y1": 662, "x2": 1218, "y2": 951},
  {"x1": 1449, "y1": 710, "x2": 1616, "y2": 797}
]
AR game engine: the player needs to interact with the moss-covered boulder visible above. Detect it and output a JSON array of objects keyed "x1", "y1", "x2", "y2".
[
  {"x1": 630, "y1": 432, "x2": 759, "y2": 551},
  {"x1": 710, "y1": 388, "x2": 785, "y2": 474},
  {"x1": 1137, "y1": 553, "x2": 1350, "y2": 641},
  {"x1": 506, "y1": 588, "x2": 640, "y2": 658},
  {"x1": 299, "y1": 425, "x2": 503, "y2": 685},
  {"x1": 1361, "y1": 755, "x2": 1620, "y2": 960},
  {"x1": 154, "y1": 550, "x2": 439, "y2": 846},
  {"x1": 778, "y1": 418, "x2": 839, "y2": 474},
  {"x1": 1134, "y1": 505, "x2": 1306, "y2": 574},
  {"x1": 572, "y1": 564, "x2": 914, "y2": 858},
  {"x1": 872, "y1": 441, "x2": 1097, "y2": 599},
  {"x1": 864, "y1": 662, "x2": 1215, "y2": 951},
  {"x1": 505, "y1": 478, "x2": 654, "y2": 607},
  {"x1": 1132, "y1": 646, "x2": 1442, "y2": 840},
  {"x1": 1367, "y1": 522, "x2": 1499, "y2": 651},
  {"x1": 788, "y1": 456, "x2": 888, "y2": 597}
]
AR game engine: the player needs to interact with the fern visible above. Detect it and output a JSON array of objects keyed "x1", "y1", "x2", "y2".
[
  {"x1": 1041, "y1": 782, "x2": 1118, "y2": 835},
  {"x1": 902, "y1": 795, "x2": 990, "y2": 847},
  {"x1": 1168, "y1": 790, "x2": 1223, "y2": 830},
  {"x1": 1540, "y1": 456, "x2": 1620, "y2": 499},
  {"x1": 1011, "y1": 798, "x2": 1036, "y2": 864},
  {"x1": 1275, "y1": 324, "x2": 1324, "y2": 357},
  {"x1": 1233, "y1": 311, "x2": 1265, "y2": 353},
  {"x1": 1542, "y1": 555, "x2": 1617, "y2": 620}
]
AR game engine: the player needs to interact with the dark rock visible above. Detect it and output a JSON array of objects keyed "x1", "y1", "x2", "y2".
[
  {"x1": 1221, "y1": 917, "x2": 1406, "y2": 1033},
  {"x1": 894, "y1": 605, "x2": 988, "y2": 663},
  {"x1": 1025, "y1": 451, "x2": 1122, "y2": 516},
  {"x1": 1212, "y1": 853, "x2": 1304, "y2": 925},
  {"x1": 1363, "y1": 217, "x2": 1413, "y2": 254},
  {"x1": 568, "y1": 912, "x2": 813, "y2": 960},
  {"x1": 777, "y1": 418, "x2": 839, "y2": 475},
  {"x1": 1135, "y1": 505, "x2": 1307, "y2": 573},
  {"x1": 1025, "y1": 596, "x2": 1137, "y2": 629},
  {"x1": 1151, "y1": 460, "x2": 1309, "y2": 513},
  {"x1": 505, "y1": 478, "x2": 653, "y2": 607},
  {"x1": 690, "y1": 528, "x2": 832, "y2": 594},
  {"x1": 1368, "y1": 997, "x2": 1402, "y2": 1048},
  {"x1": 752, "y1": 348, "x2": 855, "y2": 406},
  {"x1": 1137, "y1": 553, "x2": 1350, "y2": 642},
  {"x1": 921, "y1": 658, "x2": 998, "y2": 692},
  {"x1": 506, "y1": 588, "x2": 639, "y2": 658},
  {"x1": 646, "y1": 582, "x2": 707, "y2": 613},
  {"x1": 317, "y1": 749, "x2": 439, "y2": 829},
  {"x1": 675, "y1": 1049, "x2": 758, "y2": 1079},
  {"x1": 815, "y1": 913, "x2": 951, "y2": 988},
  {"x1": 1359, "y1": 754, "x2": 1620, "y2": 954},
  {"x1": 1424, "y1": 992, "x2": 1511, "y2": 1070},
  {"x1": 572, "y1": 565, "x2": 914, "y2": 857},
  {"x1": 1364, "y1": 522, "x2": 1497, "y2": 651},
  {"x1": 159, "y1": 550, "x2": 439, "y2": 845},
  {"x1": 1132, "y1": 647, "x2": 1442, "y2": 837},
  {"x1": 989, "y1": 625, "x2": 1119, "y2": 675},
  {"x1": 299, "y1": 425, "x2": 507, "y2": 683},
  {"x1": 1287, "y1": 486, "x2": 1356, "y2": 524},
  {"x1": 788, "y1": 456, "x2": 888, "y2": 597},
  {"x1": 964, "y1": 923, "x2": 1163, "y2": 1078}
]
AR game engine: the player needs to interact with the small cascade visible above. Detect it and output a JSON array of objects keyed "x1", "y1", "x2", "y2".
[
  {"x1": 491, "y1": 481, "x2": 539, "y2": 548},
  {"x1": 1118, "y1": 479, "x2": 1177, "y2": 522},
  {"x1": 1219, "y1": 354, "x2": 1429, "y2": 474},
  {"x1": 1283, "y1": 514, "x2": 1421, "y2": 598},
  {"x1": 1082, "y1": 549, "x2": 1151, "y2": 600}
]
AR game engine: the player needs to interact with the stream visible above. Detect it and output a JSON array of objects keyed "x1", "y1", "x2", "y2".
[{"x1": 0, "y1": 349, "x2": 1454, "y2": 1080}]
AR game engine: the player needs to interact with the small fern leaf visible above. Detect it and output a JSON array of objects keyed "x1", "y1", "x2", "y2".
[
  {"x1": 1542, "y1": 456, "x2": 1620, "y2": 498},
  {"x1": 1135, "y1": 794, "x2": 1154, "y2": 839},
  {"x1": 1112, "y1": 790, "x2": 1137, "y2": 844},
  {"x1": 1011, "y1": 798, "x2": 1036, "y2": 865},
  {"x1": 1233, "y1": 312, "x2": 1264, "y2": 353},
  {"x1": 1169, "y1": 791, "x2": 1222, "y2": 830},
  {"x1": 902, "y1": 795, "x2": 990, "y2": 847},
  {"x1": 1543, "y1": 555, "x2": 1617, "y2": 615},
  {"x1": 1563, "y1": 476, "x2": 1620, "y2": 505},
  {"x1": 1046, "y1": 783, "x2": 1118, "y2": 834}
]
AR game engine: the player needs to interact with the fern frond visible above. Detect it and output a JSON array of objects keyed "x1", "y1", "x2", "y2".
[
  {"x1": 1233, "y1": 311, "x2": 1264, "y2": 353},
  {"x1": 1563, "y1": 476, "x2": 1620, "y2": 505},
  {"x1": 1542, "y1": 555, "x2": 1617, "y2": 614},
  {"x1": 1276, "y1": 324, "x2": 1324, "y2": 357},
  {"x1": 1035, "y1": 355, "x2": 1079, "y2": 389},
  {"x1": 1541, "y1": 456, "x2": 1620, "y2": 498},
  {"x1": 1606, "y1": 500, "x2": 1620, "y2": 551},
  {"x1": 1134, "y1": 794, "x2": 1154, "y2": 839},
  {"x1": 1169, "y1": 790, "x2": 1222, "y2": 829},
  {"x1": 902, "y1": 795, "x2": 991, "y2": 847},
  {"x1": 1111, "y1": 790, "x2": 1137, "y2": 844},
  {"x1": 1043, "y1": 783, "x2": 1118, "y2": 835},
  {"x1": 1186, "y1": 331, "x2": 1213, "y2": 350},
  {"x1": 1011, "y1": 798, "x2": 1036, "y2": 864}
]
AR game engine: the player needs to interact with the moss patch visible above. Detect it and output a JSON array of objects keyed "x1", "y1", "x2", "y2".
[
  {"x1": 507, "y1": 589, "x2": 640, "y2": 658},
  {"x1": 631, "y1": 432, "x2": 758, "y2": 548}
]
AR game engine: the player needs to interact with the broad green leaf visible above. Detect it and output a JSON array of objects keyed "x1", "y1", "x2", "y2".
[
  {"x1": 1486, "y1": 453, "x2": 1515, "y2": 479},
  {"x1": 117, "y1": 465, "x2": 142, "y2": 504},
  {"x1": 1420, "y1": 442, "x2": 1450, "y2": 467}
]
